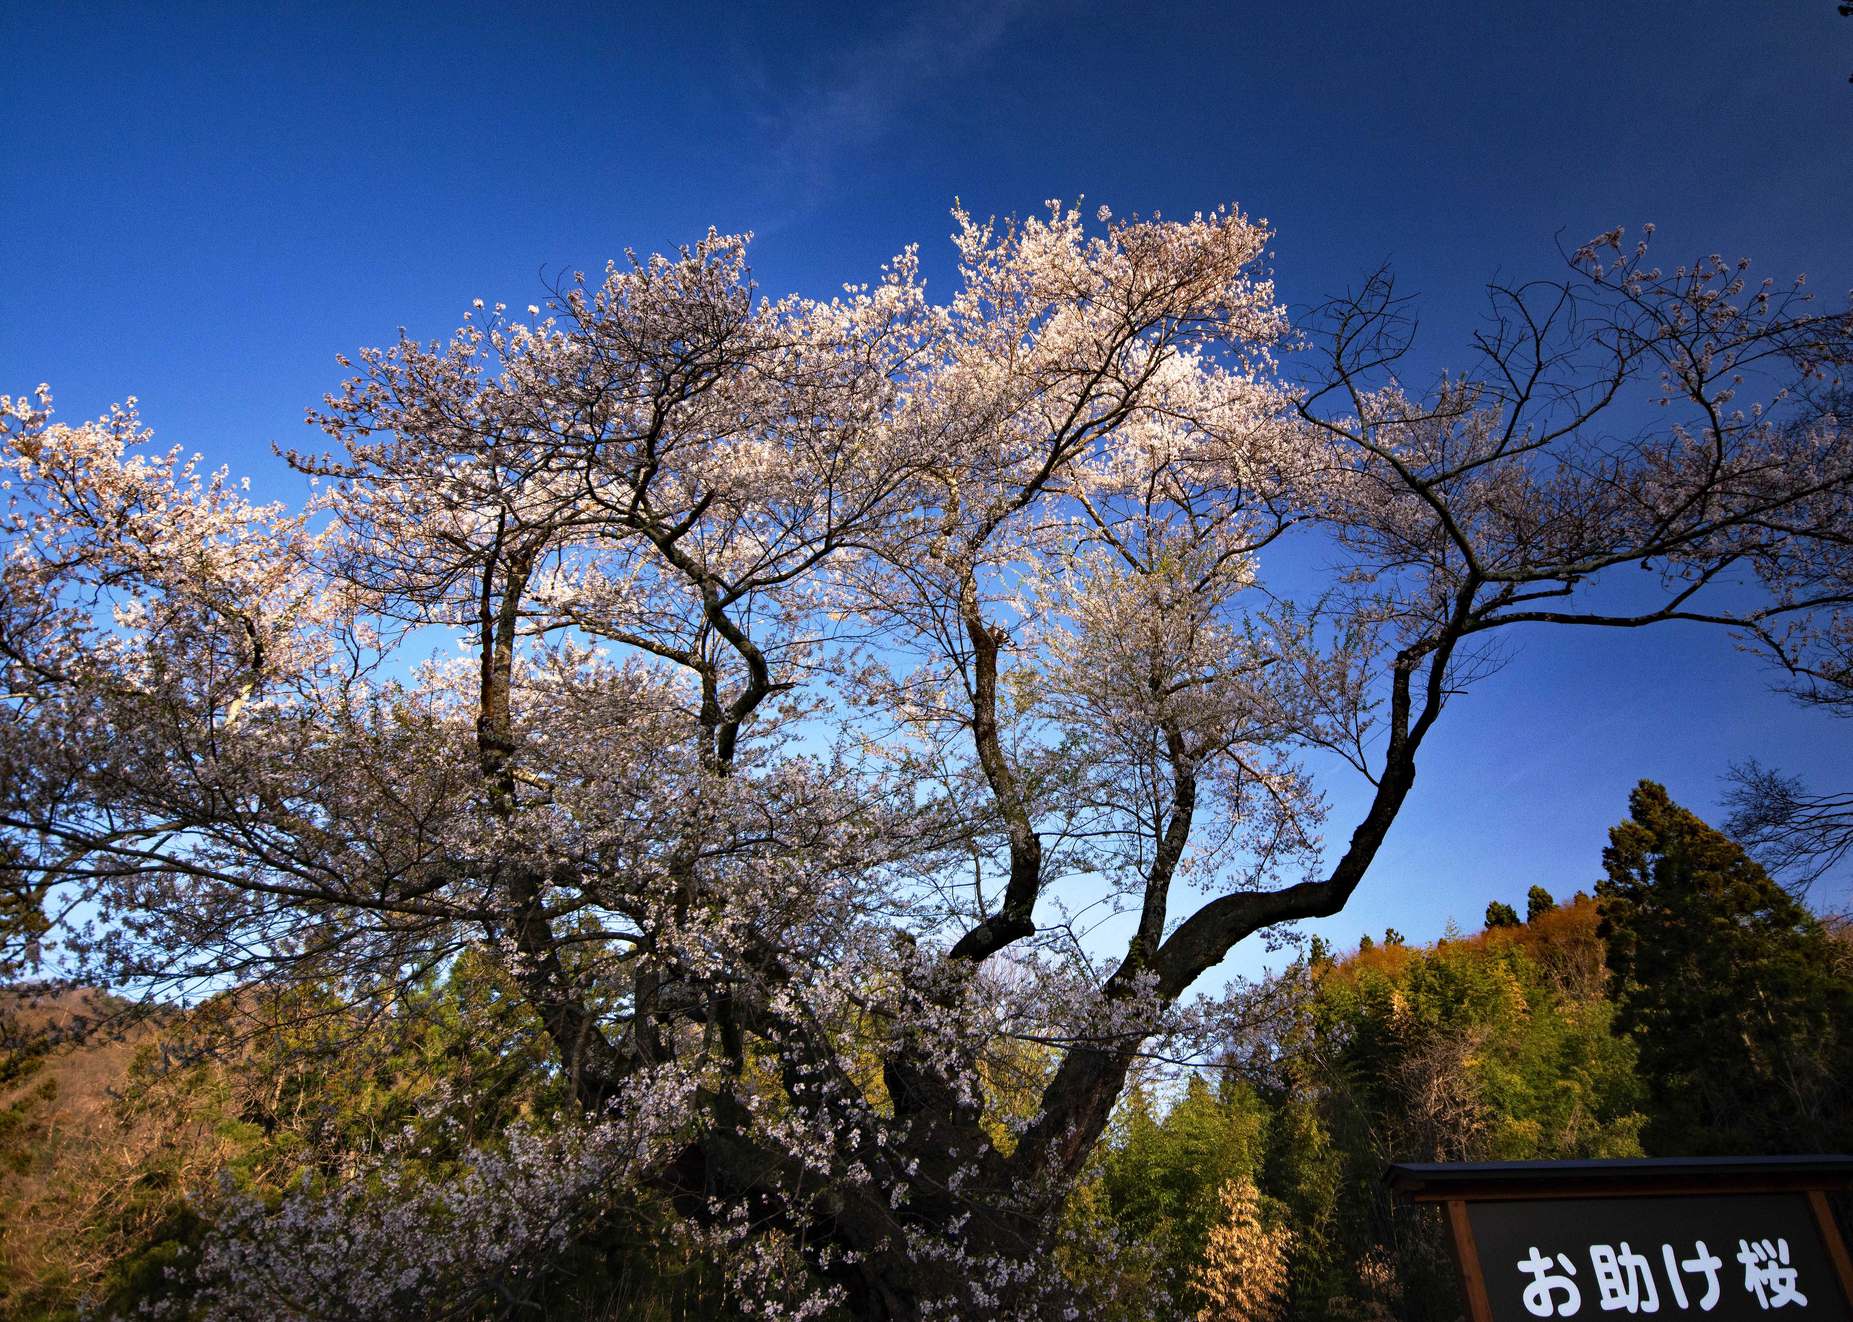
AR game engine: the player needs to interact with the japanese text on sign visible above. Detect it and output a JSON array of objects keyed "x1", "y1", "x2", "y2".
[{"x1": 1515, "y1": 1237, "x2": 1809, "y2": 1315}]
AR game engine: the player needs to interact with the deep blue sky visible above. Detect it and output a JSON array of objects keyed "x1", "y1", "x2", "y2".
[{"x1": 6, "y1": 1, "x2": 1851, "y2": 969}]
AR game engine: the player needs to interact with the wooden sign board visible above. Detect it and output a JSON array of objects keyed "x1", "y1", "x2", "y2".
[{"x1": 1387, "y1": 1157, "x2": 1853, "y2": 1321}]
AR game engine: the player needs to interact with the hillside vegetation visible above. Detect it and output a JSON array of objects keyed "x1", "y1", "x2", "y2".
[{"x1": 3, "y1": 785, "x2": 1849, "y2": 1319}]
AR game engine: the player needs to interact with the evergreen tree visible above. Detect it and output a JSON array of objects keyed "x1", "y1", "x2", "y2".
[
  {"x1": 1484, "y1": 901, "x2": 1520, "y2": 929},
  {"x1": 1597, "y1": 781, "x2": 1853, "y2": 1154},
  {"x1": 1525, "y1": 886, "x2": 1557, "y2": 923}
]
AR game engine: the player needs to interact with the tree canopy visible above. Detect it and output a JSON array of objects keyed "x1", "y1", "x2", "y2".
[
  {"x1": 4, "y1": 203, "x2": 1852, "y2": 1318},
  {"x1": 1598, "y1": 780, "x2": 1853, "y2": 1153}
]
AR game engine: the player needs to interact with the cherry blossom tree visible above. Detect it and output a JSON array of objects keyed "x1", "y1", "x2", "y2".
[
  {"x1": 1716, "y1": 385, "x2": 1853, "y2": 885},
  {"x1": 3, "y1": 205, "x2": 1849, "y2": 1319}
]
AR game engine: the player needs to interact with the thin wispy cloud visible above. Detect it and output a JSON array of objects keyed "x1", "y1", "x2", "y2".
[{"x1": 734, "y1": 0, "x2": 1040, "y2": 228}]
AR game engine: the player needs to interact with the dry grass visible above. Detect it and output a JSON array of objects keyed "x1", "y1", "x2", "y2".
[{"x1": 0, "y1": 989, "x2": 243, "y2": 1319}]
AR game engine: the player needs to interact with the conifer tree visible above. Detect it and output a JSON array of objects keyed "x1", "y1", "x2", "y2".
[{"x1": 1597, "y1": 781, "x2": 1853, "y2": 1153}]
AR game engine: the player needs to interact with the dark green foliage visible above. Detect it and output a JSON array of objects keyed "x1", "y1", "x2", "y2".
[
  {"x1": 1074, "y1": 830, "x2": 1847, "y2": 1317},
  {"x1": 1097, "y1": 1075, "x2": 1273, "y2": 1300},
  {"x1": 1597, "y1": 780, "x2": 1853, "y2": 1154},
  {"x1": 1093, "y1": 899, "x2": 1647, "y2": 1319}
]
